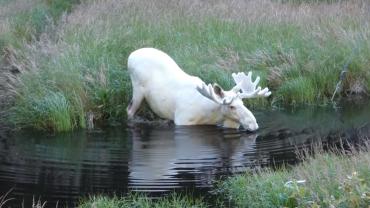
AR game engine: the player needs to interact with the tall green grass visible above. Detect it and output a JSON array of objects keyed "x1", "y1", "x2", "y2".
[
  {"x1": 5, "y1": 0, "x2": 370, "y2": 131},
  {"x1": 10, "y1": 90, "x2": 85, "y2": 132},
  {"x1": 0, "y1": 0, "x2": 81, "y2": 131}
]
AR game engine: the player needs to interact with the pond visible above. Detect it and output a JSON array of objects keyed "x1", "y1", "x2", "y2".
[{"x1": 0, "y1": 101, "x2": 369, "y2": 207}]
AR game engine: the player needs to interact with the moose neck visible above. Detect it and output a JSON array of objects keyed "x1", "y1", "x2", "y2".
[{"x1": 199, "y1": 100, "x2": 224, "y2": 125}]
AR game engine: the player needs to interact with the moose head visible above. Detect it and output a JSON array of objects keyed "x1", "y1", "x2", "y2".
[{"x1": 196, "y1": 71, "x2": 271, "y2": 131}]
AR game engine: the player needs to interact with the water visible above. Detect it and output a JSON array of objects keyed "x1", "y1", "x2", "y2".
[{"x1": 0, "y1": 102, "x2": 369, "y2": 207}]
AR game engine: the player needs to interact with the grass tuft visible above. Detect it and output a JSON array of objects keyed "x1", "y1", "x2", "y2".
[
  {"x1": 10, "y1": 90, "x2": 75, "y2": 132},
  {"x1": 78, "y1": 193, "x2": 207, "y2": 208}
]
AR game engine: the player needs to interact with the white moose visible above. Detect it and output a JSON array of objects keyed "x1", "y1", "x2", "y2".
[{"x1": 126, "y1": 48, "x2": 271, "y2": 131}]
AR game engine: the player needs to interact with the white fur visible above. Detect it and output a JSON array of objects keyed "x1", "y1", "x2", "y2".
[{"x1": 127, "y1": 48, "x2": 262, "y2": 131}]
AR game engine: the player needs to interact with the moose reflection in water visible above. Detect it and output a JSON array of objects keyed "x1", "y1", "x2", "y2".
[{"x1": 128, "y1": 125, "x2": 258, "y2": 190}]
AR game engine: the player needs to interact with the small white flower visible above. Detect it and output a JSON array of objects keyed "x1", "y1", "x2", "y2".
[
  {"x1": 284, "y1": 180, "x2": 294, "y2": 188},
  {"x1": 284, "y1": 179, "x2": 306, "y2": 188},
  {"x1": 361, "y1": 192, "x2": 370, "y2": 199}
]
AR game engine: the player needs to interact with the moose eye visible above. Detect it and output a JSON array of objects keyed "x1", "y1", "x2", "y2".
[{"x1": 229, "y1": 106, "x2": 236, "y2": 110}]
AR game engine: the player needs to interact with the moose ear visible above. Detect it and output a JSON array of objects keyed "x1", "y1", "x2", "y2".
[{"x1": 213, "y1": 84, "x2": 224, "y2": 98}]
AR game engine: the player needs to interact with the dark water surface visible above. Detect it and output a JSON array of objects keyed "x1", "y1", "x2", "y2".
[{"x1": 0, "y1": 102, "x2": 369, "y2": 207}]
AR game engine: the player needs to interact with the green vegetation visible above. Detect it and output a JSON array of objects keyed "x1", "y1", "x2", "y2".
[
  {"x1": 0, "y1": 0, "x2": 80, "y2": 129},
  {"x1": 217, "y1": 145, "x2": 370, "y2": 207},
  {"x1": 2, "y1": 0, "x2": 370, "y2": 131},
  {"x1": 77, "y1": 142, "x2": 370, "y2": 208},
  {"x1": 10, "y1": 90, "x2": 85, "y2": 131},
  {"x1": 79, "y1": 193, "x2": 207, "y2": 208},
  {"x1": 0, "y1": 0, "x2": 79, "y2": 46}
]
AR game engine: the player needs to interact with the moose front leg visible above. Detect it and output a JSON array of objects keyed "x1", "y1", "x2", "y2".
[{"x1": 127, "y1": 85, "x2": 144, "y2": 119}]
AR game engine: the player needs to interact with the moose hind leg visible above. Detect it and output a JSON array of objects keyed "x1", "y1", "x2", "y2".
[{"x1": 127, "y1": 85, "x2": 144, "y2": 119}]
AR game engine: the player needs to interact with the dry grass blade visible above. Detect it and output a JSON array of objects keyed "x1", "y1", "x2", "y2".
[
  {"x1": 30, "y1": 197, "x2": 47, "y2": 208},
  {"x1": 0, "y1": 188, "x2": 15, "y2": 208}
]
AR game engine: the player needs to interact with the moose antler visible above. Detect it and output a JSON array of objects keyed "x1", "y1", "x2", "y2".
[
  {"x1": 196, "y1": 83, "x2": 233, "y2": 105},
  {"x1": 232, "y1": 71, "x2": 271, "y2": 99}
]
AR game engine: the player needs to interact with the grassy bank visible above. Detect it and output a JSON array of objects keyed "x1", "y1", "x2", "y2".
[
  {"x1": 217, "y1": 143, "x2": 370, "y2": 207},
  {"x1": 77, "y1": 141, "x2": 370, "y2": 208},
  {"x1": 3, "y1": 0, "x2": 370, "y2": 131},
  {"x1": 0, "y1": 0, "x2": 80, "y2": 130}
]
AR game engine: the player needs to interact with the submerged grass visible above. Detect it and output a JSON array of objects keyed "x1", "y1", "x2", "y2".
[{"x1": 3, "y1": 0, "x2": 370, "y2": 131}]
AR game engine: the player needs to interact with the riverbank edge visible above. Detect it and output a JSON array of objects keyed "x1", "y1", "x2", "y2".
[{"x1": 77, "y1": 138, "x2": 370, "y2": 208}]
